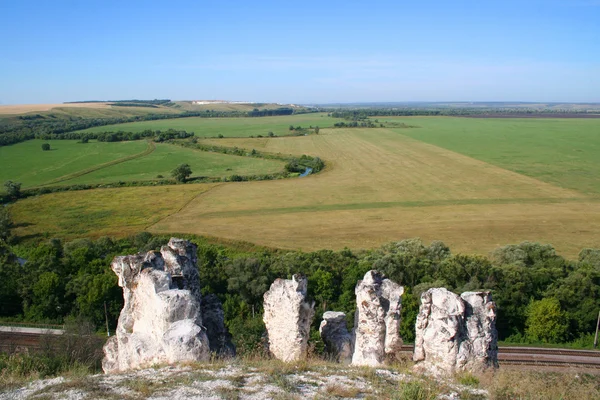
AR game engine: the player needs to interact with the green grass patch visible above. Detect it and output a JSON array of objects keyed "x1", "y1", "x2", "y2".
[
  {"x1": 0, "y1": 139, "x2": 148, "y2": 188},
  {"x1": 76, "y1": 113, "x2": 340, "y2": 137},
  {"x1": 60, "y1": 143, "x2": 285, "y2": 185},
  {"x1": 392, "y1": 117, "x2": 600, "y2": 196}
]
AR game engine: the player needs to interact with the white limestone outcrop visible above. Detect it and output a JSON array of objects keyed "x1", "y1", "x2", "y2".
[
  {"x1": 263, "y1": 275, "x2": 315, "y2": 362},
  {"x1": 319, "y1": 311, "x2": 353, "y2": 363},
  {"x1": 351, "y1": 270, "x2": 404, "y2": 367},
  {"x1": 413, "y1": 288, "x2": 498, "y2": 376},
  {"x1": 103, "y1": 238, "x2": 211, "y2": 373}
]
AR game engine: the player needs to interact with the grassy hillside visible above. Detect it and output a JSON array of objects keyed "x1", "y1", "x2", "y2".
[
  {"x1": 76, "y1": 113, "x2": 339, "y2": 137},
  {"x1": 0, "y1": 139, "x2": 148, "y2": 188},
  {"x1": 60, "y1": 142, "x2": 285, "y2": 185},
  {"x1": 1, "y1": 139, "x2": 285, "y2": 189}
]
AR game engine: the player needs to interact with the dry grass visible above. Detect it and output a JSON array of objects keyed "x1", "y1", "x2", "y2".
[
  {"x1": 0, "y1": 102, "x2": 111, "y2": 115},
  {"x1": 322, "y1": 383, "x2": 361, "y2": 397},
  {"x1": 149, "y1": 129, "x2": 598, "y2": 258},
  {"x1": 10, "y1": 183, "x2": 219, "y2": 240},
  {"x1": 482, "y1": 368, "x2": 600, "y2": 400}
]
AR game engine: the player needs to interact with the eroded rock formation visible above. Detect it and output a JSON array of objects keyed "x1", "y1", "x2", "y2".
[
  {"x1": 413, "y1": 288, "x2": 498, "y2": 376},
  {"x1": 103, "y1": 238, "x2": 231, "y2": 373},
  {"x1": 351, "y1": 270, "x2": 404, "y2": 366},
  {"x1": 319, "y1": 311, "x2": 353, "y2": 363},
  {"x1": 263, "y1": 274, "x2": 315, "y2": 362}
]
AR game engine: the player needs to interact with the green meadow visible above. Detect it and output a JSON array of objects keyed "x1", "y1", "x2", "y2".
[
  {"x1": 385, "y1": 117, "x2": 600, "y2": 196},
  {"x1": 61, "y1": 143, "x2": 284, "y2": 185},
  {"x1": 0, "y1": 139, "x2": 148, "y2": 188},
  {"x1": 76, "y1": 113, "x2": 341, "y2": 137},
  {"x1": 1, "y1": 139, "x2": 285, "y2": 188}
]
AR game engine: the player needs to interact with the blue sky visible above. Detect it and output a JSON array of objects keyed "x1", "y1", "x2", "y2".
[{"x1": 1, "y1": 0, "x2": 599, "y2": 104}]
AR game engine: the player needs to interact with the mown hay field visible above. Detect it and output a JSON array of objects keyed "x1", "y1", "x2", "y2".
[
  {"x1": 76, "y1": 113, "x2": 340, "y2": 137},
  {"x1": 10, "y1": 117, "x2": 600, "y2": 258},
  {"x1": 0, "y1": 102, "x2": 111, "y2": 115},
  {"x1": 2, "y1": 139, "x2": 284, "y2": 188},
  {"x1": 10, "y1": 184, "x2": 220, "y2": 240},
  {"x1": 0, "y1": 103, "x2": 180, "y2": 118}
]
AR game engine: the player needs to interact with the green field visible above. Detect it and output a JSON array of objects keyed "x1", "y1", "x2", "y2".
[
  {"x1": 8, "y1": 116, "x2": 600, "y2": 258},
  {"x1": 76, "y1": 113, "x2": 341, "y2": 137},
  {"x1": 61, "y1": 142, "x2": 284, "y2": 185},
  {"x1": 388, "y1": 117, "x2": 600, "y2": 195},
  {"x1": 1, "y1": 139, "x2": 148, "y2": 187},
  {"x1": 1, "y1": 139, "x2": 284, "y2": 188}
]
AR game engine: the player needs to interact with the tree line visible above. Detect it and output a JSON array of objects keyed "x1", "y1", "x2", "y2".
[
  {"x1": 327, "y1": 108, "x2": 599, "y2": 119},
  {"x1": 0, "y1": 211, "x2": 598, "y2": 353},
  {"x1": 36, "y1": 129, "x2": 194, "y2": 143},
  {"x1": 0, "y1": 108, "x2": 317, "y2": 147}
]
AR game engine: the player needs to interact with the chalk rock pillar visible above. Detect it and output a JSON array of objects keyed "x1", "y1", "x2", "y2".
[
  {"x1": 459, "y1": 291, "x2": 499, "y2": 371},
  {"x1": 103, "y1": 238, "x2": 211, "y2": 373},
  {"x1": 319, "y1": 311, "x2": 353, "y2": 363},
  {"x1": 351, "y1": 270, "x2": 404, "y2": 366},
  {"x1": 413, "y1": 288, "x2": 498, "y2": 376},
  {"x1": 263, "y1": 274, "x2": 315, "y2": 362}
]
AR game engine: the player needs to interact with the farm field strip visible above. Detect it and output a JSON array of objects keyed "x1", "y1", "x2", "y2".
[
  {"x1": 0, "y1": 102, "x2": 111, "y2": 115},
  {"x1": 10, "y1": 184, "x2": 219, "y2": 240},
  {"x1": 385, "y1": 116, "x2": 600, "y2": 195},
  {"x1": 191, "y1": 128, "x2": 581, "y2": 215},
  {"x1": 1, "y1": 139, "x2": 286, "y2": 188},
  {"x1": 58, "y1": 142, "x2": 285, "y2": 185},
  {"x1": 75, "y1": 113, "x2": 340, "y2": 137},
  {"x1": 149, "y1": 199, "x2": 600, "y2": 258},
  {"x1": 41, "y1": 140, "x2": 156, "y2": 186},
  {"x1": 148, "y1": 127, "x2": 596, "y2": 257}
]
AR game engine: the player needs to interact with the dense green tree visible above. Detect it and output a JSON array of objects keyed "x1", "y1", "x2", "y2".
[
  {"x1": 525, "y1": 298, "x2": 569, "y2": 343},
  {"x1": 400, "y1": 289, "x2": 420, "y2": 342},
  {"x1": 0, "y1": 239, "x2": 21, "y2": 316},
  {"x1": 578, "y1": 248, "x2": 600, "y2": 269},
  {"x1": 225, "y1": 257, "x2": 272, "y2": 308},
  {"x1": 3, "y1": 181, "x2": 21, "y2": 200},
  {"x1": 171, "y1": 163, "x2": 192, "y2": 183},
  {"x1": 41, "y1": 143, "x2": 50, "y2": 151},
  {"x1": 0, "y1": 207, "x2": 14, "y2": 243},
  {"x1": 25, "y1": 271, "x2": 64, "y2": 321},
  {"x1": 438, "y1": 254, "x2": 492, "y2": 292},
  {"x1": 545, "y1": 264, "x2": 600, "y2": 337},
  {"x1": 308, "y1": 269, "x2": 335, "y2": 311}
]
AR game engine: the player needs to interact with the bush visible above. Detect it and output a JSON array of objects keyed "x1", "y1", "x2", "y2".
[
  {"x1": 525, "y1": 298, "x2": 569, "y2": 343},
  {"x1": 171, "y1": 163, "x2": 192, "y2": 183}
]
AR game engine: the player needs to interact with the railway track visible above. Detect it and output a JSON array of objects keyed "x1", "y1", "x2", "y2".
[
  {"x1": 399, "y1": 344, "x2": 600, "y2": 369},
  {"x1": 1, "y1": 334, "x2": 599, "y2": 369}
]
